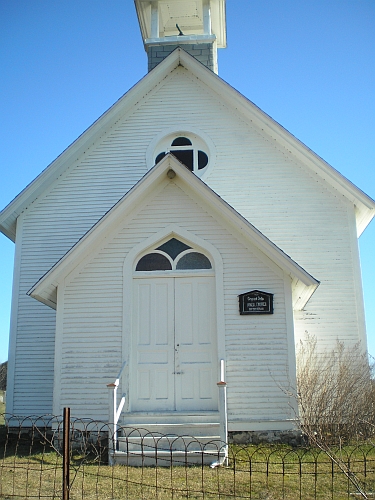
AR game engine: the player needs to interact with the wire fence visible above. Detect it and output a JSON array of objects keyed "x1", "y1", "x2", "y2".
[{"x1": 0, "y1": 411, "x2": 375, "y2": 499}]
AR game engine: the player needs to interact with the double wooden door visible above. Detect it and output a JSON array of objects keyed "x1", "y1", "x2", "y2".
[{"x1": 132, "y1": 275, "x2": 217, "y2": 411}]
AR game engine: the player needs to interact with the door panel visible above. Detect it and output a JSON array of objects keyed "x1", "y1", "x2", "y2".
[
  {"x1": 132, "y1": 279, "x2": 175, "y2": 411},
  {"x1": 175, "y1": 276, "x2": 217, "y2": 411}
]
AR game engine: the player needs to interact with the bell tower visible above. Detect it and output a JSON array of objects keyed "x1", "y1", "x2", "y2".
[{"x1": 134, "y1": 0, "x2": 226, "y2": 74}]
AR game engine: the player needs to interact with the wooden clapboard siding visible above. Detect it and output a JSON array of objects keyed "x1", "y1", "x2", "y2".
[
  {"x1": 11, "y1": 64, "x2": 363, "y2": 417},
  {"x1": 56, "y1": 181, "x2": 293, "y2": 422},
  {"x1": 56, "y1": 253, "x2": 124, "y2": 418}
]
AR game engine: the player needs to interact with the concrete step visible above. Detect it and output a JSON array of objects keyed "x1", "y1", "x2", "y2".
[
  {"x1": 118, "y1": 422, "x2": 220, "y2": 437},
  {"x1": 114, "y1": 412, "x2": 225, "y2": 466},
  {"x1": 112, "y1": 449, "x2": 225, "y2": 466},
  {"x1": 121, "y1": 411, "x2": 219, "y2": 426},
  {"x1": 118, "y1": 434, "x2": 222, "y2": 453},
  {"x1": 119, "y1": 412, "x2": 220, "y2": 438}
]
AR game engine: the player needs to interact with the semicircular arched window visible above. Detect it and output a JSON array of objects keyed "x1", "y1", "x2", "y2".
[
  {"x1": 135, "y1": 238, "x2": 212, "y2": 272},
  {"x1": 176, "y1": 252, "x2": 212, "y2": 270},
  {"x1": 135, "y1": 253, "x2": 172, "y2": 271}
]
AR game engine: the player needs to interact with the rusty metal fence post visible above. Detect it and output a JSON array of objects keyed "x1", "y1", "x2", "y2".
[{"x1": 63, "y1": 407, "x2": 70, "y2": 500}]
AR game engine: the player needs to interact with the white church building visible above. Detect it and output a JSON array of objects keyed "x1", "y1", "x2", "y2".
[{"x1": 1, "y1": 0, "x2": 374, "y2": 442}]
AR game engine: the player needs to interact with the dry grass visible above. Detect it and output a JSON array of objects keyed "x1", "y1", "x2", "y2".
[{"x1": 0, "y1": 445, "x2": 374, "y2": 499}]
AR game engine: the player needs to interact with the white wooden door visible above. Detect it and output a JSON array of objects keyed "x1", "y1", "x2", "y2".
[
  {"x1": 132, "y1": 275, "x2": 217, "y2": 411},
  {"x1": 132, "y1": 278, "x2": 175, "y2": 411},
  {"x1": 174, "y1": 276, "x2": 217, "y2": 411}
]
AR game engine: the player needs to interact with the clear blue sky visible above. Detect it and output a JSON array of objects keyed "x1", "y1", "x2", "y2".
[{"x1": 0, "y1": 1, "x2": 374, "y2": 362}]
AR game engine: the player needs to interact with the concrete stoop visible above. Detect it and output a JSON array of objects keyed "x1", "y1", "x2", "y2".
[{"x1": 110, "y1": 412, "x2": 225, "y2": 466}]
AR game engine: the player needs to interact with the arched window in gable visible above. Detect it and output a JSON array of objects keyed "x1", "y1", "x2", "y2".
[
  {"x1": 154, "y1": 135, "x2": 209, "y2": 174},
  {"x1": 135, "y1": 237, "x2": 212, "y2": 272}
]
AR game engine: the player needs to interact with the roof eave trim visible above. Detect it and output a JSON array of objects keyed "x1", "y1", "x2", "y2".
[
  {"x1": 29, "y1": 292, "x2": 57, "y2": 310},
  {"x1": 292, "y1": 279, "x2": 319, "y2": 311},
  {"x1": 0, "y1": 223, "x2": 16, "y2": 243}
]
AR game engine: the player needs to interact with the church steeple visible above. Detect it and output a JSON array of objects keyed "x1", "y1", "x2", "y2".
[{"x1": 134, "y1": 0, "x2": 226, "y2": 74}]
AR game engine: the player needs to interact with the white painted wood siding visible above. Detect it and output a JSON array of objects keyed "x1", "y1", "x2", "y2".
[
  {"x1": 57, "y1": 182, "x2": 292, "y2": 423},
  {"x1": 10, "y1": 65, "x2": 364, "y2": 416}
]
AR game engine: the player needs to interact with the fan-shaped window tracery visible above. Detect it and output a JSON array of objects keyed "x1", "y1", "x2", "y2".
[{"x1": 135, "y1": 238, "x2": 212, "y2": 272}]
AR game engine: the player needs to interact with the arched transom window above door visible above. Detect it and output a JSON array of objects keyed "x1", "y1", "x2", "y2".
[{"x1": 135, "y1": 237, "x2": 212, "y2": 271}]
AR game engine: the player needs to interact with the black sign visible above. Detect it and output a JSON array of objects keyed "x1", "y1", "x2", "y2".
[{"x1": 239, "y1": 290, "x2": 274, "y2": 315}]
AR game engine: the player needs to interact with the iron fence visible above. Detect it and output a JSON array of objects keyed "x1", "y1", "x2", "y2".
[{"x1": 0, "y1": 411, "x2": 374, "y2": 499}]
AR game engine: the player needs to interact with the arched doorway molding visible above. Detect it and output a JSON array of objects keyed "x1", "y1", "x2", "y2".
[{"x1": 122, "y1": 224, "x2": 225, "y2": 411}]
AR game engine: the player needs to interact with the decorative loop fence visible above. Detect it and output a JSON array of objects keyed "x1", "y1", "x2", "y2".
[{"x1": 0, "y1": 412, "x2": 375, "y2": 499}]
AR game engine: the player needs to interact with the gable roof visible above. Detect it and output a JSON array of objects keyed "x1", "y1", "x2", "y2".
[
  {"x1": 1, "y1": 48, "x2": 374, "y2": 241},
  {"x1": 29, "y1": 154, "x2": 319, "y2": 311}
]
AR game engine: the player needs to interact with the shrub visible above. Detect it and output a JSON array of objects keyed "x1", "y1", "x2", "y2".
[{"x1": 296, "y1": 337, "x2": 375, "y2": 444}]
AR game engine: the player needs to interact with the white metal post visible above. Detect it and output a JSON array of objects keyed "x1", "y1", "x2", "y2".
[
  {"x1": 214, "y1": 359, "x2": 228, "y2": 467},
  {"x1": 107, "y1": 361, "x2": 126, "y2": 465},
  {"x1": 107, "y1": 381, "x2": 117, "y2": 465}
]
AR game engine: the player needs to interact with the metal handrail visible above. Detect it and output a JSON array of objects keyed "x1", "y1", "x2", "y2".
[{"x1": 115, "y1": 361, "x2": 126, "y2": 388}]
